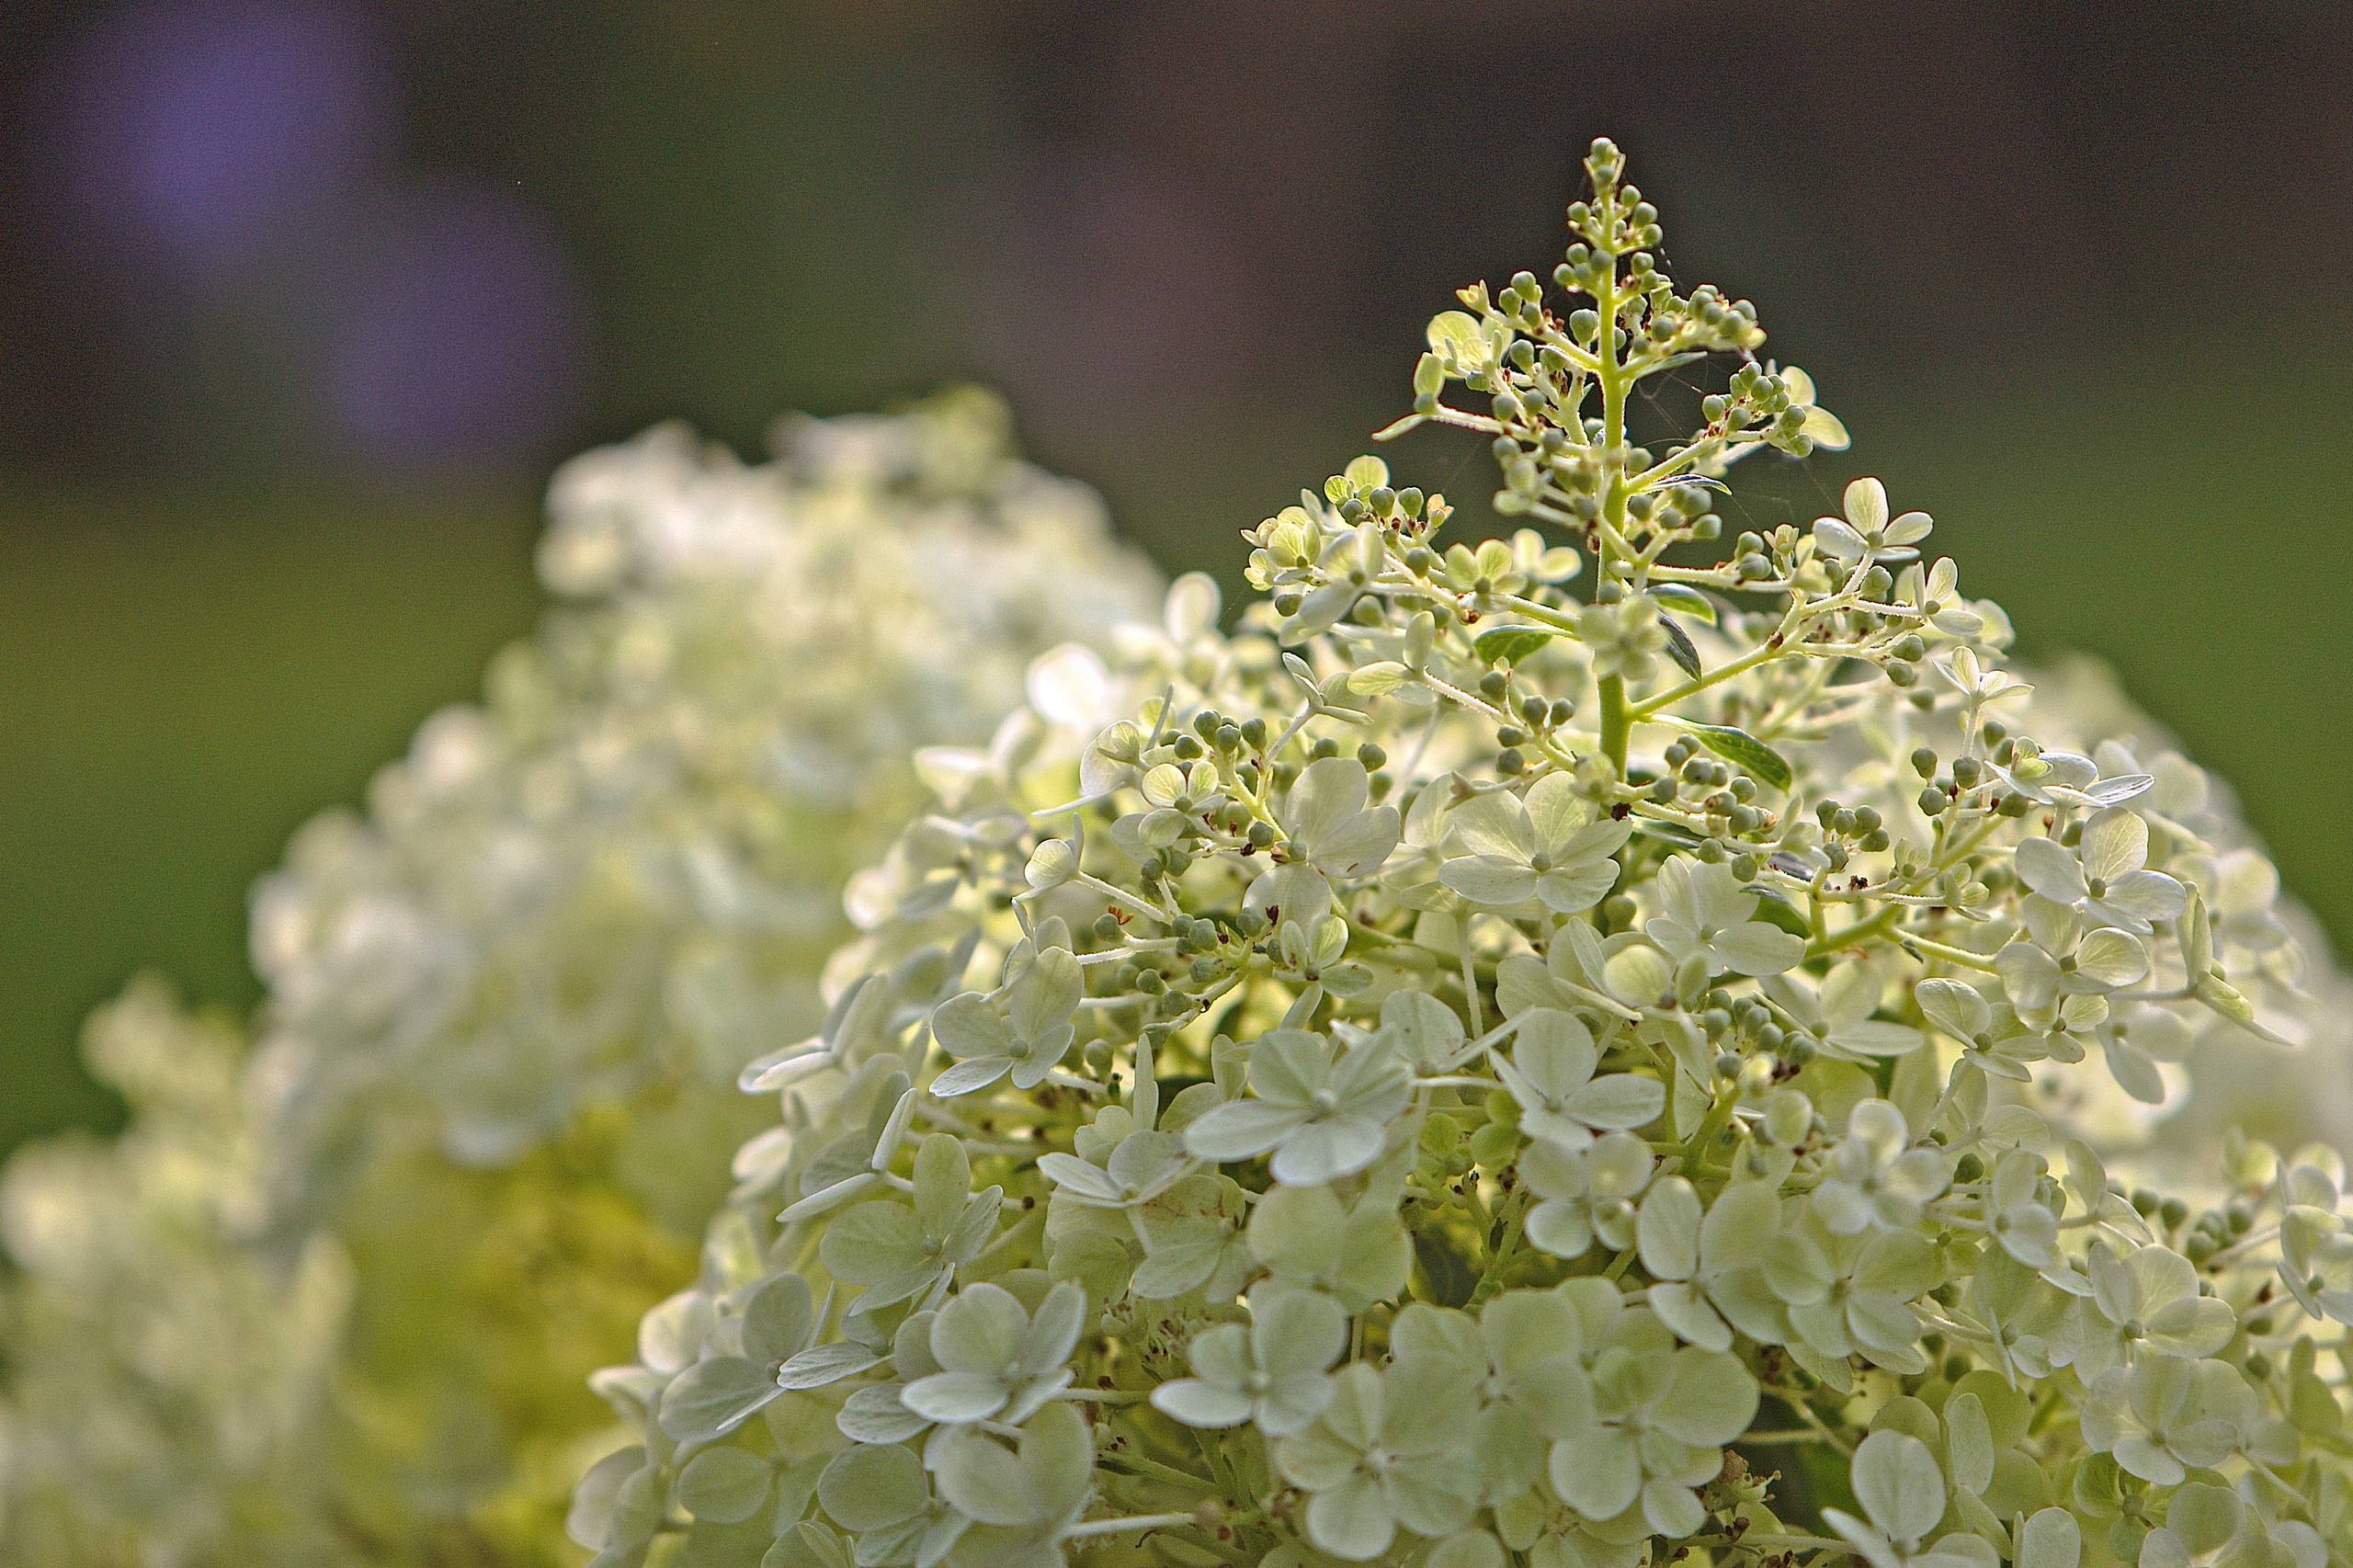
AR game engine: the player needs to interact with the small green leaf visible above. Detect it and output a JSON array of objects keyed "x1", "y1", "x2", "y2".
[
  {"x1": 1752, "y1": 890, "x2": 1813, "y2": 940},
  {"x1": 1349, "y1": 661, "x2": 1416, "y2": 696},
  {"x1": 1659, "y1": 615, "x2": 1703, "y2": 681},
  {"x1": 1688, "y1": 723, "x2": 1792, "y2": 792},
  {"x1": 1651, "y1": 584, "x2": 1719, "y2": 625},
  {"x1": 1473, "y1": 625, "x2": 1559, "y2": 666},
  {"x1": 1413, "y1": 1229, "x2": 1481, "y2": 1308}
]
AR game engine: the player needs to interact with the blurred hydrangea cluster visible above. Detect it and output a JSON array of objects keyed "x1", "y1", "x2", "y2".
[
  {"x1": 571, "y1": 145, "x2": 2353, "y2": 1568},
  {"x1": 0, "y1": 390, "x2": 1160, "y2": 1566},
  {"x1": 0, "y1": 983, "x2": 353, "y2": 1563}
]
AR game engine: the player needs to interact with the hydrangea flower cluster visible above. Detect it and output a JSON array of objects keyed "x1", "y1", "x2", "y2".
[
  {"x1": 0, "y1": 392, "x2": 1159, "y2": 1567},
  {"x1": 0, "y1": 983, "x2": 352, "y2": 1566},
  {"x1": 1999, "y1": 658, "x2": 2353, "y2": 1165},
  {"x1": 573, "y1": 145, "x2": 2353, "y2": 1568}
]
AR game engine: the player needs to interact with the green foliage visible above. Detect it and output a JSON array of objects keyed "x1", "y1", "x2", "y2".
[{"x1": 574, "y1": 144, "x2": 2353, "y2": 1568}]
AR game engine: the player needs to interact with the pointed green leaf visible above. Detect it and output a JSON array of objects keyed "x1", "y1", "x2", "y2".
[
  {"x1": 1659, "y1": 615, "x2": 1703, "y2": 681},
  {"x1": 1474, "y1": 625, "x2": 1561, "y2": 666},
  {"x1": 1651, "y1": 584, "x2": 1719, "y2": 624},
  {"x1": 1687, "y1": 723, "x2": 1793, "y2": 792}
]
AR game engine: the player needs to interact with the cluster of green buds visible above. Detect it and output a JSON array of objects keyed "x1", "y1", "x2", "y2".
[
  {"x1": 573, "y1": 143, "x2": 2352, "y2": 1568},
  {"x1": 0, "y1": 392, "x2": 1159, "y2": 1568}
]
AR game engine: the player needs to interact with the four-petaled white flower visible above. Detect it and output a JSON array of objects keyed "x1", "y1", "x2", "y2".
[
  {"x1": 1646, "y1": 858, "x2": 1805, "y2": 976},
  {"x1": 1578, "y1": 593, "x2": 1672, "y2": 684},
  {"x1": 1248, "y1": 756, "x2": 1404, "y2": 921},
  {"x1": 2014, "y1": 808, "x2": 2186, "y2": 935},
  {"x1": 1273, "y1": 1360, "x2": 1483, "y2": 1560},
  {"x1": 1494, "y1": 1008, "x2": 1665, "y2": 1151},
  {"x1": 1521, "y1": 1131, "x2": 1654, "y2": 1260},
  {"x1": 1812, "y1": 1099, "x2": 1949, "y2": 1235},
  {"x1": 1152, "y1": 1288, "x2": 1348, "y2": 1437},
  {"x1": 1995, "y1": 904, "x2": 2149, "y2": 1027},
  {"x1": 1813, "y1": 476, "x2": 1933, "y2": 565},
  {"x1": 1438, "y1": 773, "x2": 1632, "y2": 913},
  {"x1": 1183, "y1": 1028, "x2": 1414, "y2": 1185}
]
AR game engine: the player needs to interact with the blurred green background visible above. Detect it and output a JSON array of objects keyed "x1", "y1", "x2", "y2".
[{"x1": 3, "y1": 1, "x2": 2349, "y2": 1152}]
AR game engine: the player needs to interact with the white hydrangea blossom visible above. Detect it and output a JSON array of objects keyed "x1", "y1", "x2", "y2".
[
  {"x1": 0, "y1": 391, "x2": 1159, "y2": 1568},
  {"x1": 0, "y1": 983, "x2": 351, "y2": 1566},
  {"x1": 249, "y1": 391, "x2": 1156, "y2": 1188},
  {"x1": 2004, "y1": 655, "x2": 2353, "y2": 1163},
  {"x1": 574, "y1": 146, "x2": 2353, "y2": 1568}
]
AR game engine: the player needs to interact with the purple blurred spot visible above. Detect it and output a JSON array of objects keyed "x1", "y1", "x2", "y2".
[
  {"x1": 321, "y1": 182, "x2": 587, "y2": 469},
  {"x1": 38, "y1": 0, "x2": 396, "y2": 267}
]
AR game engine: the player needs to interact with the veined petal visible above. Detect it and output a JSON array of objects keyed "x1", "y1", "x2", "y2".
[
  {"x1": 1441, "y1": 857, "x2": 1540, "y2": 906},
  {"x1": 1183, "y1": 1100, "x2": 1304, "y2": 1163}
]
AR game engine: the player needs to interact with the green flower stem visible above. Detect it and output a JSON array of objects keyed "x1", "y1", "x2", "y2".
[
  {"x1": 1097, "y1": 1449, "x2": 1221, "y2": 1495},
  {"x1": 1472, "y1": 1187, "x2": 1529, "y2": 1302},
  {"x1": 1495, "y1": 594, "x2": 1586, "y2": 633},
  {"x1": 1898, "y1": 935, "x2": 1999, "y2": 973},
  {"x1": 1930, "y1": 812, "x2": 2005, "y2": 874},
  {"x1": 1158, "y1": 1522, "x2": 1256, "y2": 1567},
  {"x1": 1725, "y1": 1533, "x2": 1859, "y2": 1557},
  {"x1": 1624, "y1": 419, "x2": 1764, "y2": 495},
  {"x1": 1075, "y1": 871, "x2": 1178, "y2": 927},
  {"x1": 1915, "y1": 1308, "x2": 1999, "y2": 1346},
  {"x1": 1598, "y1": 675, "x2": 1631, "y2": 775},
  {"x1": 1188, "y1": 1428, "x2": 1253, "y2": 1513},
  {"x1": 2244, "y1": 1460, "x2": 2306, "y2": 1509},
  {"x1": 1628, "y1": 611, "x2": 1798, "y2": 722},
  {"x1": 969, "y1": 1207, "x2": 1046, "y2": 1268},
  {"x1": 1786, "y1": 1398, "x2": 1858, "y2": 1456},
  {"x1": 1456, "y1": 918, "x2": 1486, "y2": 1037},
  {"x1": 1630, "y1": 569, "x2": 1911, "y2": 731},
  {"x1": 1647, "y1": 560, "x2": 1789, "y2": 589},
  {"x1": 1677, "y1": 1088, "x2": 1739, "y2": 1171},
  {"x1": 2202, "y1": 1224, "x2": 2283, "y2": 1270},
  {"x1": 1415, "y1": 670, "x2": 1513, "y2": 727},
  {"x1": 1343, "y1": 921, "x2": 1447, "y2": 960},
  {"x1": 1421, "y1": 405, "x2": 1506, "y2": 436},
  {"x1": 1802, "y1": 903, "x2": 1902, "y2": 961},
  {"x1": 1066, "y1": 1513, "x2": 1199, "y2": 1538},
  {"x1": 1755, "y1": 658, "x2": 1840, "y2": 741},
  {"x1": 1592, "y1": 199, "x2": 1637, "y2": 778}
]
